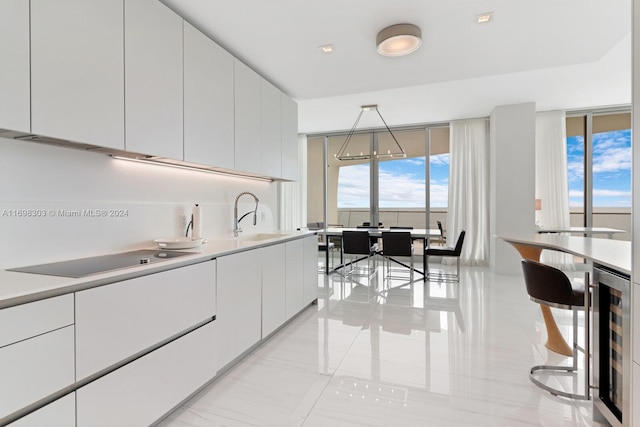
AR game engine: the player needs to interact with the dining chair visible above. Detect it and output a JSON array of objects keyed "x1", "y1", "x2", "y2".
[
  {"x1": 521, "y1": 259, "x2": 589, "y2": 400},
  {"x1": 425, "y1": 230, "x2": 465, "y2": 282},
  {"x1": 380, "y1": 231, "x2": 414, "y2": 282},
  {"x1": 342, "y1": 230, "x2": 378, "y2": 277},
  {"x1": 437, "y1": 221, "x2": 446, "y2": 244}
]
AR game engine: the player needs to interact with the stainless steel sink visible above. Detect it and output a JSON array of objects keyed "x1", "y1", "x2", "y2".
[{"x1": 7, "y1": 249, "x2": 194, "y2": 278}]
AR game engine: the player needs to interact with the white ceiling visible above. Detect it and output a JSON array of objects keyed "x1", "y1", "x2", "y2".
[{"x1": 161, "y1": 0, "x2": 632, "y2": 134}]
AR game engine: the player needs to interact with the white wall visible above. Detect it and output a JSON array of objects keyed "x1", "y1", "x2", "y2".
[
  {"x1": 0, "y1": 137, "x2": 278, "y2": 269},
  {"x1": 489, "y1": 102, "x2": 536, "y2": 275}
]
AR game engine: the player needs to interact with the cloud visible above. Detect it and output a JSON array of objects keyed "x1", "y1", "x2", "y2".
[
  {"x1": 430, "y1": 153, "x2": 450, "y2": 166},
  {"x1": 592, "y1": 146, "x2": 631, "y2": 173},
  {"x1": 378, "y1": 169, "x2": 426, "y2": 207},
  {"x1": 337, "y1": 163, "x2": 447, "y2": 208}
]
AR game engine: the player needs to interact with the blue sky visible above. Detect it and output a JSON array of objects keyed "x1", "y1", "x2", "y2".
[
  {"x1": 338, "y1": 129, "x2": 631, "y2": 209},
  {"x1": 567, "y1": 129, "x2": 631, "y2": 207}
]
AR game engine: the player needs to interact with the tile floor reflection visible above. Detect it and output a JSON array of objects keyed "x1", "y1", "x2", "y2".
[{"x1": 159, "y1": 262, "x2": 606, "y2": 427}]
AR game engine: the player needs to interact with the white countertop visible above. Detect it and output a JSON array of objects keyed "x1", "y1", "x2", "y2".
[
  {"x1": 499, "y1": 233, "x2": 631, "y2": 275},
  {"x1": 0, "y1": 230, "x2": 316, "y2": 309}
]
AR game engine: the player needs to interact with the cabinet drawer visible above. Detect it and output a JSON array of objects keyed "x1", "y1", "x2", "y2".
[
  {"x1": 77, "y1": 321, "x2": 216, "y2": 427},
  {"x1": 0, "y1": 326, "x2": 75, "y2": 420},
  {"x1": 75, "y1": 260, "x2": 215, "y2": 380},
  {"x1": 8, "y1": 392, "x2": 75, "y2": 427},
  {"x1": 0, "y1": 294, "x2": 74, "y2": 348}
]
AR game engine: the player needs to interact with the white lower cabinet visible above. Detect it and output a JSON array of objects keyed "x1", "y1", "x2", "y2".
[
  {"x1": 75, "y1": 260, "x2": 216, "y2": 380},
  {"x1": 303, "y1": 235, "x2": 319, "y2": 305},
  {"x1": 9, "y1": 393, "x2": 75, "y2": 427},
  {"x1": 0, "y1": 294, "x2": 73, "y2": 348},
  {"x1": 77, "y1": 321, "x2": 216, "y2": 427},
  {"x1": 261, "y1": 244, "x2": 286, "y2": 337},
  {"x1": 0, "y1": 326, "x2": 75, "y2": 421},
  {"x1": 285, "y1": 239, "x2": 304, "y2": 319},
  {"x1": 216, "y1": 250, "x2": 262, "y2": 368}
]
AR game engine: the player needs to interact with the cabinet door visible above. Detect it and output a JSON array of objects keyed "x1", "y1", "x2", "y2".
[
  {"x1": 9, "y1": 393, "x2": 75, "y2": 427},
  {"x1": 0, "y1": 326, "x2": 75, "y2": 420},
  {"x1": 216, "y1": 250, "x2": 262, "y2": 368},
  {"x1": 261, "y1": 245, "x2": 286, "y2": 337},
  {"x1": 183, "y1": 21, "x2": 234, "y2": 169},
  {"x1": 260, "y1": 80, "x2": 282, "y2": 178},
  {"x1": 234, "y1": 59, "x2": 262, "y2": 174},
  {"x1": 31, "y1": 0, "x2": 124, "y2": 149},
  {"x1": 303, "y1": 235, "x2": 319, "y2": 305},
  {"x1": 75, "y1": 260, "x2": 216, "y2": 380},
  {"x1": 0, "y1": 294, "x2": 73, "y2": 348},
  {"x1": 77, "y1": 322, "x2": 216, "y2": 427},
  {"x1": 0, "y1": 0, "x2": 29, "y2": 133},
  {"x1": 125, "y1": 0, "x2": 183, "y2": 158},
  {"x1": 285, "y1": 239, "x2": 304, "y2": 319},
  {"x1": 281, "y1": 94, "x2": 299, "y2": 181}
]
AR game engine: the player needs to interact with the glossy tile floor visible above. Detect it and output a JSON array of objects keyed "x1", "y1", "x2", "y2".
[{"x1": 160, "y1": 259, "x2": 606, "y2": 427}]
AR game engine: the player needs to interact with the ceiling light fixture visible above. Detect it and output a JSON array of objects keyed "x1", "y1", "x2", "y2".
[
  {"x1": 376, "y1": 23, "x2": 422, "y2": 57},
  {"x1": 335, "y1": 105, "x2": 406, "y2": 161},
  {"x1": 476, "y1": 12, "x2": 493, "y2": 23}
]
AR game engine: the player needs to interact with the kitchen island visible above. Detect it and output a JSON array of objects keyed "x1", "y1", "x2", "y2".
[{"x1": 500, "y1": 233, "x2": 631, "y2": 427}]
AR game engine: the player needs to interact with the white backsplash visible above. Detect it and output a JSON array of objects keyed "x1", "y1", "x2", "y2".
[{"x1": 0, "y1": 137, "x2": 278, "y2": 269}]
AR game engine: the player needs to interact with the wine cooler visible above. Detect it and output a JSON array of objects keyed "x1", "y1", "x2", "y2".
[{"x1": 593, "y1": 265, "x2": 630, "y2": 427}]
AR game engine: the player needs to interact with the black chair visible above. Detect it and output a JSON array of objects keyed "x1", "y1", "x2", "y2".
[
  {"x1": 380, "y1": 231, "x2": 414, "y2": 282},
  {"x1": 521, "y1": 259, "x2": 589, "y2": 400},
  {"x1": 342, "y1": 230, "x2": 377, "y2": 277},
  {"x1": 425, "y1": 230, "x2": 465, "y2": 282},
  {"x1": 437, "y1": 221, "x2": 446, "y2": 244},
  {"x1": 357, "y1": 225, "x2": 381, "y2": 248}
]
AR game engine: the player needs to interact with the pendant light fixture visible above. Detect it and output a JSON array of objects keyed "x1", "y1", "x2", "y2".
[
  {"x1": 334, "y1": 105, "x2": 406, "y2": 161},
  {"x1": 376, "y1": 23, "x2": 422, "y2": 57}
]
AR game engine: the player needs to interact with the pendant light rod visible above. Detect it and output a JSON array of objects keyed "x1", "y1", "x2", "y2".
[{"x1": 335, "y1": 105, "x2": 407, "y2": 161}]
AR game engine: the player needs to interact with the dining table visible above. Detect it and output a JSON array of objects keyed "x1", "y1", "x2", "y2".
[{"x1": 319, "y1": 228, "x2": 442, "y2": 278}]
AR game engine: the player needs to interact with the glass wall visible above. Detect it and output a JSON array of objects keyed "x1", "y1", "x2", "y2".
[
  {"x1": 307, "y1": 125, "x2": 450, "y2": 232},
  {"x1": 566, "y1": 111, "x2": 631, "y2": 240}
]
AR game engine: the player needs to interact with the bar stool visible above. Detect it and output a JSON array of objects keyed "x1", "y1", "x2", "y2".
[{"x1": 521, "y1": 259, "x2": 590, "y2": 400}]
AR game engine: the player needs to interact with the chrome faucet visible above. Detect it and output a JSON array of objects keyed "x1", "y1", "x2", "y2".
[{"x1": 233, "y1": 191, "x2": 260, "y2": 237}]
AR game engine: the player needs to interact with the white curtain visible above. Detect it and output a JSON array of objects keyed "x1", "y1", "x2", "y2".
[
  {"x1": 535, "y1": 111, "x2": 574, "y2": 269},
  {"x1": 279, "y1": 134, "x2": 307, "y2": 231},
  {"x1": 446, "y1": 118, "x2": 490, "y2": 266}
]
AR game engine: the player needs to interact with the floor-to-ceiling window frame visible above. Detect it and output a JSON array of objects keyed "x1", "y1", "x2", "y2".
[
  {"x1": 566, "y1": 107, "x2": 631, "y2": 239},
  {"x1": 306, "y1": 122, "x2": 450, "y2": 235}
]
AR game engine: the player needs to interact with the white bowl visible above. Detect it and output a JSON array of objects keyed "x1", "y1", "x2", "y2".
[{"x1": 154, "y1": 237, "x2": 204, "y2": 249}]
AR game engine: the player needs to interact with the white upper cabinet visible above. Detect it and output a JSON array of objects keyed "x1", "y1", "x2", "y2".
[
  {"x1": 125, "y1": 0, "x2": 183, "y2": 158},
  {"x1": 183, "y1": 21, "x2": 234, "y2": 169},
  {"x1": 30, "y1": 0, "x2": 124, "y2": 149},
  {"x1": 281, "y1": 94, "x2": 299, "y2": 181},
  {"x1": 234, "y1": 59, "x2": 262, "y2": 174},
  {"x1": 0, "y1": 0, "x2": 29, "y2": 134},
  {"x1": 260, "y1": 80, "x2": 282, "y2": 178}
]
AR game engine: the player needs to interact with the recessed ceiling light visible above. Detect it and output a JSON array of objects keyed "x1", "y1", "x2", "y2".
[
  {"x1": 476, "y1": 12, "x2": 493, "y2": 24},
  {"x1": 319, "y1": 44, "x2": 334, "y2": 54}
]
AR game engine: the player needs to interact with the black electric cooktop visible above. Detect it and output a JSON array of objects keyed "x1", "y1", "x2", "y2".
[{"x1": 7, "y1": 249, "x2": 194, "y2": 278}]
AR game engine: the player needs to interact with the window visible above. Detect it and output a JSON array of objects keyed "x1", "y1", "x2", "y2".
[{"x1": 566, "y1": 111, "x2": 631, "y2": 239}]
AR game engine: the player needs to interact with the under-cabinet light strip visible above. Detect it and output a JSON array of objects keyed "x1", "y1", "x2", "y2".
[{"x1": 111, "y1": 156, "x2": 273, "y2": 182}]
